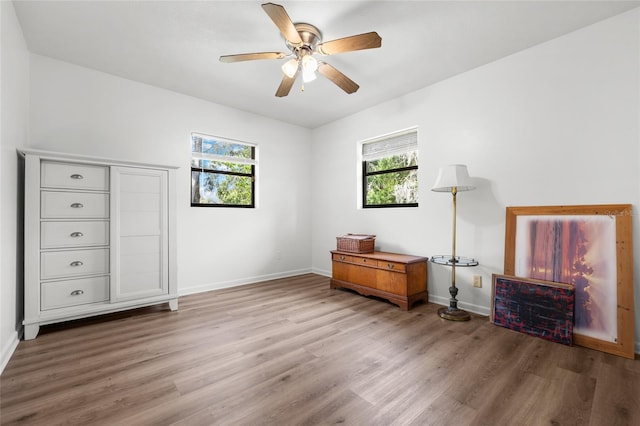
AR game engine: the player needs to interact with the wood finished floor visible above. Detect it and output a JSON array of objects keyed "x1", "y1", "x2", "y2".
[{"x1": 1, "y1": 274, "x2": 638, "y2": 426}]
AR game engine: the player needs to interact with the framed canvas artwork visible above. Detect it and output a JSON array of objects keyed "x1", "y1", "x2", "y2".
[{"x1": 504, "y1": 205, "x2": 634, "y2": 359}]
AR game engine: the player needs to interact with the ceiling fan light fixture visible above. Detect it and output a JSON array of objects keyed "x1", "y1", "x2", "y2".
[
  {"x1": 281, "y1": 58, "x2": 299, "y2": 78},
  {"x1": 301, "y1": 53, "x2": 318, "y2": 83},
  {"x1": 301, "y1": 54, "x2": 318, "y2": 73},
  {"x1": 302, "y1": 67, "x2": 317, "y2": 83}
]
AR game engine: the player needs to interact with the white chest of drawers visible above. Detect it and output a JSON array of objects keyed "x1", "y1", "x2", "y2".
[{"x1": 21, "y1": 150, "x2": 178, "y2": 339}]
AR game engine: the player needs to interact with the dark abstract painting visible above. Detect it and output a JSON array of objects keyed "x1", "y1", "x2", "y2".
[{"x1": 492, "y1": 275, "x2": 574, "y2": 346}]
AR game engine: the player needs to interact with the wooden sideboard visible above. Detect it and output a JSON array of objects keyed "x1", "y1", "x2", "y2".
[{"x1": 330, "y1": 250, "x2": 428, "y2": 310}]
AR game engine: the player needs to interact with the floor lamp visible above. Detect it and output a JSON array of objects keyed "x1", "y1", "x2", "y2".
[{"x1": 431, "y1": 164, "x2": 477, "y2": 321}]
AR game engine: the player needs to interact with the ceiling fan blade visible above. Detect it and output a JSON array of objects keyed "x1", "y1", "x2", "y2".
[
  {"x1": 317, "y1": 62, "x2": 359, "y2": 94},
  {"x1": 219, "y1": 52, "x2": 286, "y2": 63},
  {"x1": 261, "y1": 3, "x2": 303, "y2": 46},
  {"x1": 317, "y1": 32, "x2": 382, "y2": 55},
  {"x1": 275, "y1": 70, "x2": 299, "y2": 97}
]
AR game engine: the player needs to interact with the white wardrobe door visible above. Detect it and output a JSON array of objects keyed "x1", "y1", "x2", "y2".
[{"x1": 111, "y1": 167, "x2": 168, "y2": 301}]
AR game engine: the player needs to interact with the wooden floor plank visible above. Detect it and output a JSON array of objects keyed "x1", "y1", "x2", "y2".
[
  {"x1": 1, "y1": 273, "x2": 638, "y2": 425},
  {"x1": 589, "y1": 363, "x2": 640, "y2": 426}
]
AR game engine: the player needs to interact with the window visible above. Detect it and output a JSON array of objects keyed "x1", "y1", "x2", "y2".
[
  {"x1": 191, "y1": 133, "x2": 256, "y2": 208},
  {"x1": 362, "y1": 128, "x2": 418, "y2": 208}
]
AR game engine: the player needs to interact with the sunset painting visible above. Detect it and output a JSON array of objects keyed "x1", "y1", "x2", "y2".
[{"x1": 514, "y1": 215, "x2": 617, "y2": 342}]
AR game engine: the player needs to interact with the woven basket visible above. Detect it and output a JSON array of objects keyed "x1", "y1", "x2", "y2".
[{"x1": 336, "y1": 234, "x2": 376, "y2": 253}]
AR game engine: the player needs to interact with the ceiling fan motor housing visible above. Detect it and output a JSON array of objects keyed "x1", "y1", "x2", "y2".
[{"x1": 286, "y1": 23, "x2": 322, "y2": 57}]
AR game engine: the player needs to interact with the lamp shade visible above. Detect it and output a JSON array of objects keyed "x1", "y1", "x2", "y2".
[{"x1": 432, "y1": 164, "x2": 475, "y2": 192}]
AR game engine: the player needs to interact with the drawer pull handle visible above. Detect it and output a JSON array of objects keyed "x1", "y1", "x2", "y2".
[
  {"x1": 340, "y1": 255, "x2": 345, "y2": 261},
  {"x1": 70, "y1": 174, "x2": 84, "y2": 180},
  {"x1": 70, "y1": 261, "x2": 84, "y2": 267},
  {"x1": 70, "y1": 203, "x2": 84, "y2": 209},
  {"x1": 70, "y1": 290, "x2": 84, "y2": 296},
  {"x1": 70, "y1": 232, "x2": 84, "y2": 238},
  {"x1": 387, "y1": 263, "x2": 395, "y2": 269}
]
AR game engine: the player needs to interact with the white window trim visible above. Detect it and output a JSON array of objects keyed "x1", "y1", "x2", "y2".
[
  {"x1": 190, "y1": 132, "x2": 259, "y2": 208},
  {"x1": 357, "y1": 126, "x2": 419, "y2": 209}
]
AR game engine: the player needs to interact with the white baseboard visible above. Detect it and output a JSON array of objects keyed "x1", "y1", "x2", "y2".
[
  {"x1": 429, "y1": 294, "x2": 491, "y2": 317},
  {"x1": 1, "y1": 331, "x2": 20, "y2": 374},
  {"x1": 311, "y1": 267, "x2": 331, "y2": 277},
  {"x1": 178, "y1": 268, "x2": 313, "y2": 296}
]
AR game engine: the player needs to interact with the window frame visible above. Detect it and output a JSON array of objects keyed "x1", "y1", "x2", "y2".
[
  {"x1": 190, "y1": 133, "x2": 256, "y2": 208},
  {"x1": 361, "y1": 128, "x2": 419, "y2": 209}
]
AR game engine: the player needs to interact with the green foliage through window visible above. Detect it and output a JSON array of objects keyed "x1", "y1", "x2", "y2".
[
  {"x1": 191, "y1": 133, "x2": 256, "y2": 207},
  {"x1": 362, "y1": 129, "x2": 418, "y2": 208}
]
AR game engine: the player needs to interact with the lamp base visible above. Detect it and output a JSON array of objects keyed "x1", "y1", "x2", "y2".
[{"x1": 438, "y1": 306, "x2": 471, "y2": 321}]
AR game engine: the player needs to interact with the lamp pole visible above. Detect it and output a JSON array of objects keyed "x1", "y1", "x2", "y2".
[
  {"x1": 451, "y1": 186, "x2": 458, "y2": 297},
  {"x1": 437, "y1": 185, "x2": 471, "y2": 321}
]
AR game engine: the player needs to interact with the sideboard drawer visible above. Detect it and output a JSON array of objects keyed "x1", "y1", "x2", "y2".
[
  {"x1": 41, "y1": 161, "x2": 109, "y2": 191},
  {"x1": 352, "y1": 256, "x2": 375, "y2": 267},
  {"x1": 41, "y1": 221, "x2": 109, "y2": 249},
  {"x1": 41, "y1": 276, "x2": 109, "y2": 310},
  {"x1": 332, "y1": 253, "x2": 353, "y2": 263},
  {"x1": 41, "y1": 191, "x2": 109, "y2": 219},
  {"x1": 377, "y1": 260, "x2": 406, "y2": 272},
  {"x1": 40, "y1": 248, "x2": 109, "y2": 280}
]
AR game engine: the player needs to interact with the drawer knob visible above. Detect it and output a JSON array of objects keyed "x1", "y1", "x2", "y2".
[
  {"x1": 70, "y1": 261, "x2": 84, "y2": 267},
  {"x1": 70, "y1": 290, "x2": 84, "y2": 296},
  {"x1": 340, "y1": 255, "x2": 345, "y2": 261},
  {"x1": 70, "y1": 232, "x2": 84, "y2": 238},
  {"x1": 387, "y1": 263, "x2": 395, "y2": 269},
  {"x1": 70, "y1": 174, "x2": 84, "y2": 180},
  {"x1": 70, "y1": 203, "x2": 84, "y2": 209}
]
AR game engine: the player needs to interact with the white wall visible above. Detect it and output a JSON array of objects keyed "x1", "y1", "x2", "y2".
[
  {"x1": 311, "y1": 9, "x2": 640, "y2": 349},
  {"x1": 3, "y1": 5, "x2": 638, "y2": 372},
  {"x1": 1, "y1": 1, "x2": 30, "y2": 371},
  {"x1": 29, "y1": 55, "x2": 312, "y2": 296}
]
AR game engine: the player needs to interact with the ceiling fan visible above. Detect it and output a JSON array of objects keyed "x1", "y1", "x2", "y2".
[{"x1": 219, "y1": 2, "x2": 382, "y2": 97}]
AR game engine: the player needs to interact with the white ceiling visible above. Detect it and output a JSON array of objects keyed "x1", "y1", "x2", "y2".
[{"x1": 13, "y1": 1, "x2": 640, "y2": 129}]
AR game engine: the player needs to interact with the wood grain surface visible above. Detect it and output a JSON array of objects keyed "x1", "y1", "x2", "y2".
[{"x1": 2, "y1": 274, "x2": 638, "y2": 425}]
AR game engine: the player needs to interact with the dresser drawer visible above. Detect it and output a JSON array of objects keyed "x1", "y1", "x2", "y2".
[
  {"x1": 377, "y1": 260, "x2": 407, "y2": 272},
  {"x1": 41, "y1": 248, "x2": 109, "y2": 280},
  {"x1": 41, "y1": 161, "x2": 109, "y2": 191},
  {"x1": 41, "y1": 276, "x2": 109, "y2": 310},
  {"x1": 41, "y1": 221, "x2": 109, "y2": 249},
  {"x1": 41, "y1": 191, "x2": 109, "y2": 219}
]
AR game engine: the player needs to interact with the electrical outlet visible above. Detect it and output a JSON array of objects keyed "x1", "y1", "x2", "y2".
[{"x1": 473, "y1": 275, "x2": 482, "y2": 288}]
